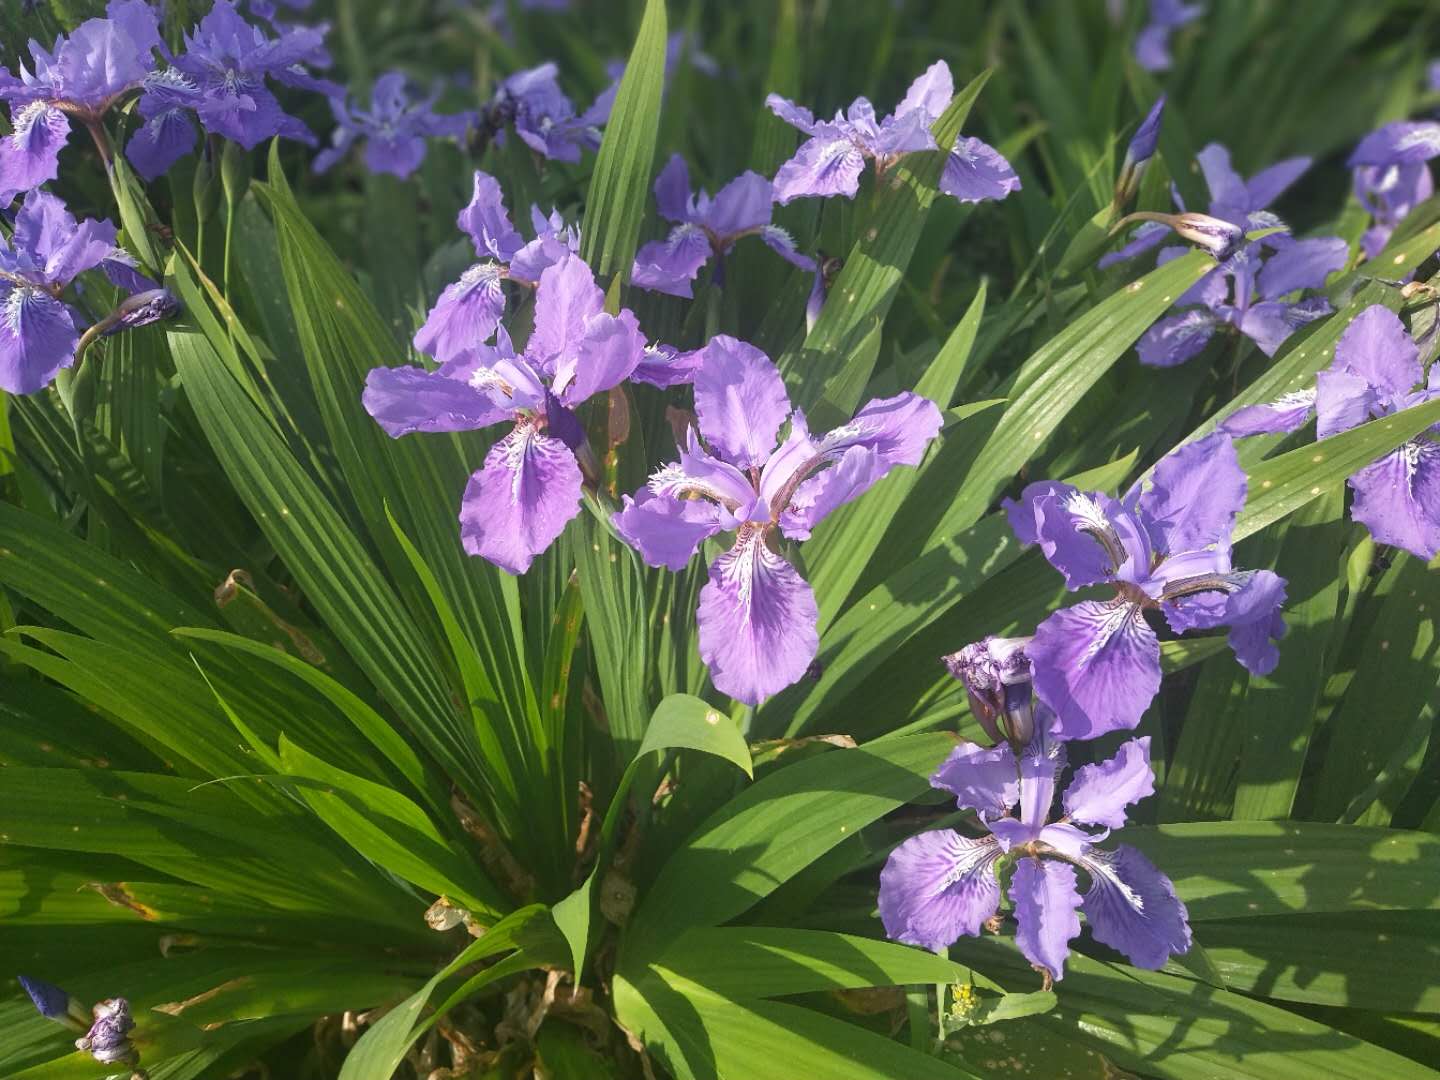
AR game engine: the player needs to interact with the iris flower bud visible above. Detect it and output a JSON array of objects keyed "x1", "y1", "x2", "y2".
[
  {"x1": 1114, "y1": 96, "x2": 1166, "y2": 211},
  {"x1": 1112, "y1": 210, "x2": 1245, "y2": 262},
  {"x1": 18, "y1": 976, "x2": 91, "y2": 1030},
  {"x1": 941, "y1": 636, "x2": 1035, "y2": 747}
]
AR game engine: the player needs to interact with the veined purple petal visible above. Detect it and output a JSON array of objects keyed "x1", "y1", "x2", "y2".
[
  {"x1": 1011, "y1": 858, "x2": 1082, "y2": 982},
  {"x1": 527, "y1": 254, "x2": 604, "y2": 372},
  {"x1": 630, "y1": 225, "x2": 713, "y2": 298},
  {"x1": 459, "y1": 421, "x2": 582, "y2": 575},
  {"x1": 0, "y1": 285, "x2": 79, "y2": 394},
  {"x1": 872, "y1": 108, "x2": 938, "y2": 156},
  {"x1": 553, "y1": 307, "x2": 644, "y2": 404},
  {"x1": 772, "y1": 129, "x2": 866, "y2": 205},
  {"x1": 363, "y1": 133, "x2": 426, "y2": 178},
  {"x1": 1348, "y1": 121, "x2": 1440, "y2": 168},
  {"x1": 879, "y1": 829, "x2": 1003, "y2": 953},
  {"x1": 1197, "y1": 143, "x2": 1248, "y2": 211},
  {"x1": 1005, "y1": 483, "x2": 1141, "y2": 590},
  {"x1": 0, "y1": 102, "x2": 69, "y2": 204},
  {"x1": 1099, "y1": 221, "x2": 1169, "y2": 269},
  {"x1": 1331, "y1": 304, "x2": 1421, "y2": 402},
  {"x1": 362, "y1": 364, "x2": 511, "y2": 436},
  {"x1": 613, "y1": 491, "x2": 724, "y2": 572},
  {"x1": 758, "y1": 225, "x2": 817, "y2": 271},
  {"x1": 1349, "y1": 442, "x2": 1440, "y2": 561},
  {"x1": 1017, "y1": 726, "x2": 1067, "y2": 829},
  {"x1": 1078, "y1": 844, "x2": 1192, "y2": 969},
  {"x1": 1245, "y1": 156, "x2": 1312, "y2": 211},
  {"x1": 940, "y1": 136, "x2": 1022, "y2": 204},
  {"x1": 774, "y1": 392, "x2": 943, "y2": 538},
  {"x1": 693, "y1": 335, "x2": 790, "y2": 468},
  {"x1": 1136, "y1": 308, "x2": 1219, "y2": 368},
  {"x1": 648, "y1": 431, "x2": 756, "y2": 510},
  {"x1": 1316, "y1": 369, "x2": 1379, "y2": 440},
  {"x1": 1031, "y1": 601, "x2": 1162, "y2": 739},
  {"x1": 930, "y1": 741, "x2": 1020, "y2": 821},
  {"x1": 896, "y1": 60, "x2": 954, "y2": 123},
  {"x1": 413, "y1": 262, "x2": 507, "y2": 363},
  {"x1": 653, "y1": 154, "x2": 694, "y2": 223},
  {"x1": 765, "y1": 93, "x2": 820, "y2": 136},
  {"x1": 1221, "y1": 388, "x2": 1316, "y2": 437},
  {"x1": 1135, "y1": 430, "x2": 1245, "y2": 556},
  {"x1": 1062, "y1": 737, "x2": 1155, "y2": 829},
  {"x1": 696, "y1": 528, "x2": 819, "y2": 704},
  {"x1": 458, "y1": 170, "x2": 525, "y2": 264},
  {"x1": 1257, "y1": 236, "x2": 1347, "y2": 298},
  {"x1": 702, "y1": 170, "x2": 772, "y2": 238},
  {"x1": 631, "y1": 342, "x2": 703, "y2": 388},
  {"x1": 1236, "y1": 297, "x2": 1331, "y2": 358},
  {"x1": 1223, "y1": 569, "x2": 1288, "y2": 675},
  {"x1": 125, "y1": 104, "x2": 197, "y2": 179}
]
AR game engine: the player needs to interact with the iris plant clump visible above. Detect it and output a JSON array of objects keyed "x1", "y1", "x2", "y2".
[{"x1": 6, "y1": 0, "x2": 1440, "y2": 1074}]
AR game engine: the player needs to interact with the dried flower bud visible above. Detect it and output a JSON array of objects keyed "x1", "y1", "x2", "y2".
[
  {"x1": 942, "y1": 636, "x2": 1035, "y2": 746},
  {"x1": 424, "y1": 896, "x2": 469, "y2": 932},
  {"x1": 76, "y1": 997, "x2": 137, "y2": 1066},
  {"x1": 104, "y1": 288, "x2": 181, "y2": 335}
]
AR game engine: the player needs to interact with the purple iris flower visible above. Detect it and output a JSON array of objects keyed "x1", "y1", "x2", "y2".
[
  {"x1": 880, "y1": 727, "x2": 1191, "y2": 980},
  {"x1": 766, "y1": 60, "x2": 1020, "y2": 207},
  {"x1": 364, "y1": 254, "x2": 645, "y2": 574},
  {"x1": 413, "y1": 169, "x2": 579, "y2": 364},
  {"x1": 314, "y1": 71, "x2": 475, "y2": 179},
  {"x1": 631, "y1": 155, "x2": 817, "y2": 298},
  {"x1": 0, "y1": 0, "x2": 161, "y2": 201},
  {"x1": 125, "y1": 0, "x2": 340, "y2": 180},
  {"x1": 1005, "y1": 431, "x2": 1287, "y2": 739},
  {"x1": 484, "y1": 62, "x2": 614, "y2": 164},
  {"x1": 613, "y1": 337, "x2": 942, "y2": 704},
  {"x1": 1135, "y1": 0, "x2": 1204, "y2": 73},
  {"x1": 1109, "y1": 142, "x2": 1344, "y2": 365},
  {"x1": 1223, "y1": 305, "x2": 1440, "y2": 560},
  {"x1": 1106, "y1": 141, "x2": 1313, "y2": 267},
  {"x1": 1347, "y1": 122, "x2": 1440, "y2": 260},
  {"x1": 1134, "y1": 234, "x2": 1344, "y2": 366},
  {"x1": 0, "y1": 189, "x2": 161, "y2": 395}
]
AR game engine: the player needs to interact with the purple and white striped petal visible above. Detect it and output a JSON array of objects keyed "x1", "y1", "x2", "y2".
[
  {"x1": 631, "y1": 225, "x2": 713, "y2": 298},
  {"x1": 1077, "y1": 844, "x2": 1192, "y2": 970},
  {"x1": 362, "y1": 363, "x2": 512, "y2": 437},
  {"x1": 413, "y1": 263, "x2": 507, "y2": 363},
  {"x1": 1136, "y1": 308, "x2": 1219, "y2": 368},
  {"x1": 1221, "y1": 388, "x2": 1316, "y2": 437},
  {"x1": 1348, "y1": 441, "x2": 1440, "y2": 561},
  {"x1": 1030, "y1": 601, "x2": 1162, "y2": 739},
  {"x1": 0, "y1": 285, "x2": 79, "y2": 394},
  {"x1": 695, "y1": 529, "x2": 819, "y2": 704},
  {"x1": 458, "y1": 422, "x2": 582, "y2": 575},
  {"x1": 772, "y1": 128, "x2": 867, "y2": 205},
  {"x1": 879, "y1": 829, "x2": 1003, "y2": 953},
  {"x1": 0, "y1": 102, "x2": 69, "y2": 204},
  {"x1": 940, "y1": 136, "x2": 1021, "y2": 204}
]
